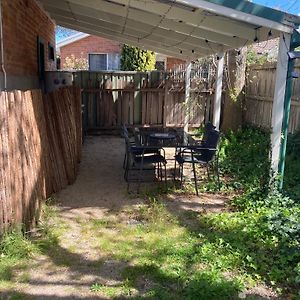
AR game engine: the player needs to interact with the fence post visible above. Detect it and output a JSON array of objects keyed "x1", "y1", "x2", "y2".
[
  {"x1": 213, "y1": 53, "x2": 224, "y2": 130},
  {"x1": 270, "y1": 32, "x2": 291, "y2": 175},
  {"x1": 278, "y1": 30, "x2": 300, "y2": 188},
  {"x1": 163, "y1": 79, "x2": 169, "y2": 128},
  {"x1": 184, "y1": 62, "x2": 192, "y2": 134}
]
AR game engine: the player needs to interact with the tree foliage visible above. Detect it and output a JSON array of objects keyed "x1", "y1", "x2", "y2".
[
  {"x1": 120, "y1": 44, "x2": 155, "y2": 71},
  {"x1": 63, "y1": 54, "x2": 88, "y2": 70},
  {"x1": 246, "y1": 49, "x2": 271, "y2": 66}
]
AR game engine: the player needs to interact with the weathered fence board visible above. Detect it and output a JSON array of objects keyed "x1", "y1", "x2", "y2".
[
  {"x1": 0, "y1": 87, "x2": 82, "y2": 234},
  {"x1": 245, "y1": 62, "x2": 300, "y2": 133},
  {"x1": 74, "y1": 71, "x2": 214, "y2": 131}
]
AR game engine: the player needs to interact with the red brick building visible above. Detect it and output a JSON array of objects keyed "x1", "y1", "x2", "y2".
[
  {"x1": 1, "y1": 0, "x2": 56, "y2": 90},
  {"x1": 57, "y1": 33, "x2": 122, "y2": 71},
  {"x1": 57, "y1": 31, "x2": 183, "y2": 71}
]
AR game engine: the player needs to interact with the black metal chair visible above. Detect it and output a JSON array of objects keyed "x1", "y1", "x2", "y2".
[
  {"x1": 175, "y1": 129, "x2": 220, "y2": 196},
  {"x1": 121, "y1": 124, "x2": 159, "y2": 169},
  {"x1": 123, "y1": 133, "x2": 167, "y2": 192},
  {"x1": 173, "y1": 122, "x2": 216, "y2": 179}
]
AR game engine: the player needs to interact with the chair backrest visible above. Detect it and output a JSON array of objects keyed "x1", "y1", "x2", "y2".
[
  {"x1": 196, "y1": 129, "x2": 220, "y2": 162},
  {"x1": 202, "y1": 122, "x2": 216, "y2": 144},
  {"x1": 121, "y1": 123, "x2": 129, "y2": 138}
]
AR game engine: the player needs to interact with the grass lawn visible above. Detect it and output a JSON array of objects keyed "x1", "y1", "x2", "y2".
[
  {"x1": 0, "y1": 194, "x2": 293, "y2": 299},
  {"x1": 1, "y1": 128, "x2": 300, "y2": 299}
]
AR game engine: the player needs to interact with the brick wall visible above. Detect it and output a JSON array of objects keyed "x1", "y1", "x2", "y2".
[
  {"x1": 166, "y1": 57, "x2": 186, "y2": 70},
  {"x1": 60, "y1": 35, "x2": 121, "y2": 68},
  {"x1": 2, "y1": 0, "x2": 56, "y2": 78}
]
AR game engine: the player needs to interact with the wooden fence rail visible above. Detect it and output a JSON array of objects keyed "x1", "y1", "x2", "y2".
[
  {"x1": 245, "y1": 62, "x2": 300, "y2": 133},
  {"x1": 74, "y1": 71, "x2": 214, "y2": 131},
  {"x1": 0, "y1": 87, "x2": 81, "y2": 234}
]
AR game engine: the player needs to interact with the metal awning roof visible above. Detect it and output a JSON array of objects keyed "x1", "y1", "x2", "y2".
[{"x1": 38, "y1": 0, "x2": 300, "y2": 60}]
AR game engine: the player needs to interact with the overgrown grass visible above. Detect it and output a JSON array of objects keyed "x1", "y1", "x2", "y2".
[
  {"x1": 83, "y1": 128, "x2": 300, "y2": 299},
  {"x1": 0, "y1": 198, "x2": 64, "y2": 291},
  {"x1": 1, "y1": 127, "x2": 300, "y2": 299},
  {"x1": 85, "y1": 200, "x2": 246, "y2": 299},
  {"x1": 186, "y1": 126, "x2": 300, "y2": 296},
  {"x1": 285, "y1": 130, "x2": 300, "y2": 201}
]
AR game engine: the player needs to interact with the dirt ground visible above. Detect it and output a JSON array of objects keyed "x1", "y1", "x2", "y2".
[{"x1": 1, "y1": 136, "x2": 278, "y2": 299}]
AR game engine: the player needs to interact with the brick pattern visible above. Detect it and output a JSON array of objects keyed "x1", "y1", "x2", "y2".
[
  {"x1": 2, "y1": 0, "x2": 56, "y2": 77},
  {"x1": 60, "y1": 35, "x2": 121, "y2": 67},
  {"x1": 166, "y1": 57, "x2": 186, "y2": 70},
  {"x1": 251, "y1": 38, "x2": 279, "y2": 55}
]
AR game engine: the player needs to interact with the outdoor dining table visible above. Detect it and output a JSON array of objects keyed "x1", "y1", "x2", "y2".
[{"x1": 136, "y1": 127, "x2": 197, "y2": 149}]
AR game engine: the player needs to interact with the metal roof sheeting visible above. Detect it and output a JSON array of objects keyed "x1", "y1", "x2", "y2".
[{"x1": 38, "y1": 0, "x2": 300, "y2": 59}]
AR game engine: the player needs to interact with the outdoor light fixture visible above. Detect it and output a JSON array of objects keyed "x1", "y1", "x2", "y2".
[
  {"x1": 268, "y1": 30, "x2": 272, "y2": 37},
  {"x1": 288, "y1": 51, "x2": 300, "y2": 60}
]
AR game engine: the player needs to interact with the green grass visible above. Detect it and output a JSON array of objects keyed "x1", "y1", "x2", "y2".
[
  {"x1": 1, "y1": 127, "x2": 300, "y2": 299},
  {"x1": 0, "y1": 198, "x2": 67, "y2": 291},
  {"x1": 81, "y1": 199, "x2": 253, "y2": 299},
  {"x1": 82, "y1": 193, "x2": 300, "y2": 298}
]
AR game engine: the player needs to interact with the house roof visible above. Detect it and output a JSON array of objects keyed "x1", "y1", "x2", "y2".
[
  {"x1": 56, "y1": 26, "x2": 82, "y2": 42},
  {"x1": 38, "y1": 0, "x2": 300, "y2": 60},
  {"x1": 56, "y1": 31, "x2": 90, "y2": 52}
]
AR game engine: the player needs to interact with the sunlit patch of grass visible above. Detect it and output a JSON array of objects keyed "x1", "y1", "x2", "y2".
[
  {"x1": 85, "y1": 198, "x2": 250, "y2": 299},
  {"x1": 90, "y1": 280, "x2": 136, "y2": 298},
  {"x1": 0, "y1": 230, "x2": 37, "y2": 283},
  {"x1": 0, "y1": 198, "x2": 69, "y2": 292}
]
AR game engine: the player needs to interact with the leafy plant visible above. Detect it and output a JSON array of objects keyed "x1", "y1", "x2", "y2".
[
  {"x1": 284, "y1": 131, "x2": 300, "y2": 201},
  {"x1": 63, "y1": 53, "x2": 88, "y2": 70},
  {"x1": 246, "y1": 49, "x2": 271, "y2": 66},
  {"x1": 120, "y1": 44, "x2": 155, "y2": 71}
]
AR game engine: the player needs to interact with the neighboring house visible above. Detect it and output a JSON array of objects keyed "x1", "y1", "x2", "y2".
[
  {"x1": 250, "y1": 38, "x2": 279, "y2": 60},
  {"x1": 56, "y1": 27, "x2": 181, "y2": 71},
  {"x1": 1, "y1": 0, "x2": 56, "y2": 90},
  {"x1": 56, "y1": 31, "x2": 121, "y2": 71},
  {"x1": 166, "y1": 58, "x2": 186, "y2": 70}
]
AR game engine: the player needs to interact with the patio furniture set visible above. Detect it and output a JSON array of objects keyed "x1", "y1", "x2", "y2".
[{"x1": 121, "y1": 123, "x2": 220, "y2": 195}]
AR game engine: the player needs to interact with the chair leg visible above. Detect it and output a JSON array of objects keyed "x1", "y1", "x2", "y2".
[
  {"x1": 180, "y1": 163, "x2": 184, "y2": 189},
  {"x1": 164, "y1": 162, "x2": 167, "y2": 187},
  {"x1": 174, "y1": 158, "x2": 177, "y2": 181},
  {"x1": 159, "y1": 162, "x2": 163, "y2": 181},
  {"x1": 137, "y1": 157, "x2": 144, "y2": 193},
  {"x1": 206, "y1": 164, "x2": 210, "y2": 179},
  {"x1": 124, "y1": 155, "x2": 129, "y2": 181},
  {"x1": 192, "y1": 162, "x2": 199, "y2": 196},
  {"x1": 215, "y1": 160, "x2": 221, "y2": 191},
  {"x1": 123, "y1": 153, "x2": 127, "y2": 169}
]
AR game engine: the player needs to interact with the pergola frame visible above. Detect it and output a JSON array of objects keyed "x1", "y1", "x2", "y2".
[{"x1": 38, "y1": 0, "x2": 300, "y2": 180}]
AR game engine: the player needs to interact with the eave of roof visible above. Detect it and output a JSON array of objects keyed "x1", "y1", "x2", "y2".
[
  {"x1": 56, "y1": 32, "x2": 90, "y2": 50},
  {"x1": 39, "y1": 0, "x2": 300, "y2": 60},
  {"x1": 203, "y1": 0, "x2": 300, "y2": 25}
]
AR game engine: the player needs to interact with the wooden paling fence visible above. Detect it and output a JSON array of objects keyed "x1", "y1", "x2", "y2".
[
  {"x1": 245, "y1": 62, "x2": 300, "y2": 133},
  {"x1": 0, "y1": 86, "x2": 81, "y2": 234},
  {"x1": 74, "y1": 71, "x2": 214, "y2": 131}
]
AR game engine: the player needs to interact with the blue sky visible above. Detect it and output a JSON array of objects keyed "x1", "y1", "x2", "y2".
[{"x1": 252, "y1": 0, "x2": 300, "y2": 15}]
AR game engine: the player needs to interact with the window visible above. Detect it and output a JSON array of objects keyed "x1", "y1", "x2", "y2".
[
  {"x1": 48, "y1": 43, "x2": 55, "y2": 61},
  {"x1": 89, "y1": 53, "x2": 120, "y2": 71}
]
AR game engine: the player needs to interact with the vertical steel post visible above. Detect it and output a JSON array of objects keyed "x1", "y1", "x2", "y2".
[
  {"x1": 213, "y1": 53, "x2": 224, "y2": 130},
  {"x1": 278, "y1": 30, "x2": 300, "y2": 188}
]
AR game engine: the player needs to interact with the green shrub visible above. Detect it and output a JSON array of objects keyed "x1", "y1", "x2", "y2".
[
  {"x1": 284, "y1": 131, "x2": 300, "y2": 201},
  {"x1": 120, "y1": 44, "x2": 155, "y2": 71},
  {"x1": 207, "y1": 126, "x2": 300, "y2": 290}
]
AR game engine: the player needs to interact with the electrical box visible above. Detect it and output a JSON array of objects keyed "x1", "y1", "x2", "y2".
[{"x1": 45, "y1": 71, "x2": 73, "y2": 93}]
